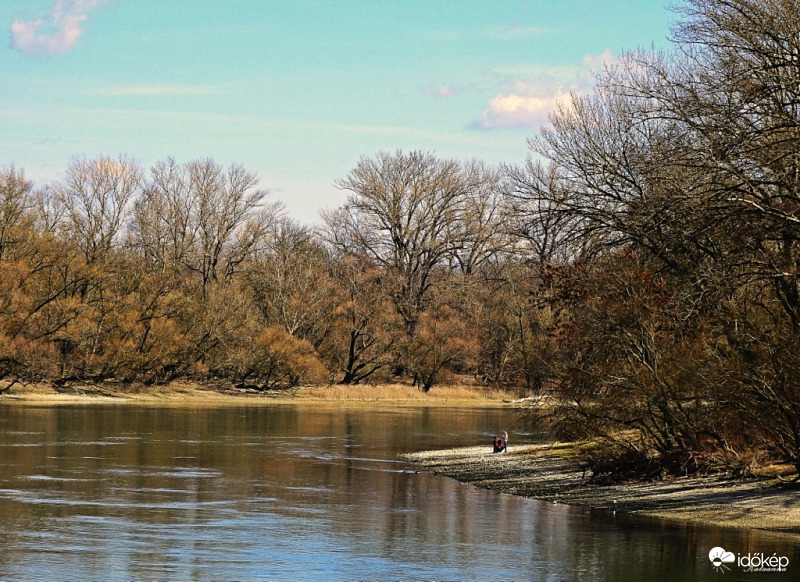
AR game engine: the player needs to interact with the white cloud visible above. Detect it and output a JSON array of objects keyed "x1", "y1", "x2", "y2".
[
  {"x1": 474, "y1": 49, "x2": 615, "y2": 130},
  {"x1": 475, "y1": 82, "x2": 573, "y2": 130},
  {"x1": 10, "y1": 0, "x2": 108, "y2": 55}
]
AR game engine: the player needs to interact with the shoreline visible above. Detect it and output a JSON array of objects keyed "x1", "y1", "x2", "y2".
[
  {"x1": 402, "y1": 444, "x2": 800, "y2": 535},
  {"x1": 0, "y1": 381, "x2": 515, "y2": 408}
]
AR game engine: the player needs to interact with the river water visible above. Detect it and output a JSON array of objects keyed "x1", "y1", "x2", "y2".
[{"x1": 0, "y1": 404, "x2": 797, "y2": 581}]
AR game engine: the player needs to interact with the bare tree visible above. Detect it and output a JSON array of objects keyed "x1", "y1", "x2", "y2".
[
  {"x1": 0, "y1": 165, "x2": 35, "y2": 261},
  {"x1": 503, "y1": 160, "x2": 600, "y2": 265},
  {"x1": 131, "y1": 157, "x2": 277, "y2": 289},
  {"x1": 58, "y1": 155, "x2": 142, "y2": 263},
  {"x1": 131, "y1": 157, "x2": 195, "y2": 271},
  {"x1": 516, "y1": 0, "x2": 800, "y2": 473},
  {"x1": 187, "y1": 158, "x2": 268, "y2": 286},
  {"x1": 248, "y1": 217, "x2": 336, "y2": 348},
  {"x1": 446, "y1": 160, "x2": 509, "y2": 274},
  {"x1": 327, "y1": 150, "x2": 491, "y2": 335}
]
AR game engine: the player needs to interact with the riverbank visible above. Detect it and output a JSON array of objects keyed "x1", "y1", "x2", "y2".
[
  {"x1": 403, "y1": 443, "x2": 800, "y2": 534},
  {"x1": 0, "y1": 380, "x2": 516, "y2": 407}
]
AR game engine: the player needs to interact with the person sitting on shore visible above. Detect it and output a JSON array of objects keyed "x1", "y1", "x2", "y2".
[{"x1": 493, "y1": 431, "x2": 508, "y2": 453}]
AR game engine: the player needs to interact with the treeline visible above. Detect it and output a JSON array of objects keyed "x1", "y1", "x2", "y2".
[
  {"x1": 0, "y1": 152, "x2": 543, "y2": 394},
  {"x1": 1, "y1": 0, "x2": 799, "y2": 474}
]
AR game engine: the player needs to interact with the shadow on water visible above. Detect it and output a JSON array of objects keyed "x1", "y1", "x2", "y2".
[{"x1": 0, "y1": 404, "x2": 797, "y2": 580}]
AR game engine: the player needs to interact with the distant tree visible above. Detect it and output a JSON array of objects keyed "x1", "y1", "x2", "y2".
[
  {"x1": 446, "y1": 161, "x2": 509, "y2": 274},
  {"x1": 130, "y1": 157, "x2": 195, "y2": 272},
  {"x1": 186, "y1": 158, "x2": 271, "y2": 287},
  {"x1": 217, "y1": 325, "x2": 329, "y2": 391},
  {"x1": 470, "y1": 261, "x2": 559, "y2": 394},
  {"x1": 248, "y1": 218, "x2": 336, "y2": 349},
  {"x1": 58, "y1": 155, "x2": 142, "y2": 263},
  {"x1": 399, "y1": 274, "x2": 479, "y2": 392},
  {"x1": 198, "y1": 281, "x2": 328, "y2": 390},
  {"x1": 131, "y1": 157, "x2": 277, "y2": 290},
  {"x1": 328, "y1": 150, "x2": 498, "y2": 336},
  {"x1": 325, "y1": 253, "x2": 399, "y2": 384},
  {"x1": 503, "y1": 160, "x2": 600, "y2": 265},
  {"x1": 0, "y1": 165, "x2": 36, "y2": 261}
]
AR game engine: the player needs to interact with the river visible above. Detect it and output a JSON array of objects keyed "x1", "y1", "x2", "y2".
[{"x1": 0, "y1": 404, "x2": 797, "y2": 580}]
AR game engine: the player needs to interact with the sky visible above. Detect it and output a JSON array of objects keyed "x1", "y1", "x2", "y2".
[{"x1": 2, "y1": 0, "x2": 675, "y2": 223}]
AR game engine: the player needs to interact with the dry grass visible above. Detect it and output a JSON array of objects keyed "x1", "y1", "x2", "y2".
[
  {"x1": 296, "y1": 382, "x2": 515, "y2": 403},
  {"x1": 751, "y1": 463, "x2": 798, "y2": 479},
  {"x1": 0, "y1": 380, "x2": 517, "y2": 406}
]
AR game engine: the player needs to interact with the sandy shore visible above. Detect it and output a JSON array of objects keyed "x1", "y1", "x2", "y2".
[{"x1": 403, "y1": 444, "x2": 800, "y2": 534}]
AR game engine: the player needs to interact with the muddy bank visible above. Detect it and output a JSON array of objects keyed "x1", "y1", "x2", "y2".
[{"x1": 403, "y1": 444, "x2": 800, "y2": 533}]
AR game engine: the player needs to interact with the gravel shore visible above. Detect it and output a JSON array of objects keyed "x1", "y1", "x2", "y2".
[{"x1": 402, "y1": 444, "x2": 800, "y2": 533}]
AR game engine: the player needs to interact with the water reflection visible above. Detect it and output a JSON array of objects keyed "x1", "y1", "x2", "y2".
[{"x1": 0, "y1": 404, "x2": 797, "y2": 580}]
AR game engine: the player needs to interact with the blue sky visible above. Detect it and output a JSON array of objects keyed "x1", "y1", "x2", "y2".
[{"x1": 2, "y1": 0, "x2": 674, "y2": 223}]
